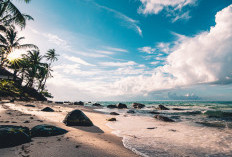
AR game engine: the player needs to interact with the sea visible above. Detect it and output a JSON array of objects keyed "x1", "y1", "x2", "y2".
[{"x1": 90, "y1": 101, "x2": 232, "y2": 157}]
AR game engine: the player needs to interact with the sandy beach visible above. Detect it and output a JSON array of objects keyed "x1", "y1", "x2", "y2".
[{"x1": 0, "y1": 101, "x2": 138, "y2": 157}]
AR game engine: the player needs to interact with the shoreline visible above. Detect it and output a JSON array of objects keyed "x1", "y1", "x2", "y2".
[{"x1": 0, "y1": 101, "x2": 138, "y2": 157}]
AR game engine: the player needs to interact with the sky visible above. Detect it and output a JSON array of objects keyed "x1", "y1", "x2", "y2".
[{"x1": 14, "y1": 0, "x2": 232, "y2": 101}]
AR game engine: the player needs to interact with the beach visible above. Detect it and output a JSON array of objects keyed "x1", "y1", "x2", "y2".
[{"x1": 0, "y1": 101, "x2": 137, "y2": 157}]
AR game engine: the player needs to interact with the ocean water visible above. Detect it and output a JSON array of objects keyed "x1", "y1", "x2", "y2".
[{"x1": 93, "y1": 101, "x2": 232, "y2": 157}]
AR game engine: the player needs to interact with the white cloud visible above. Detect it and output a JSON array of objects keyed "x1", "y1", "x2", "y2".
[
  {"x1": 105, "y1": 47, "x2": 128, "y2": 52},
  {"x1": 138, "y1": 0, "x2": 196, "y2": 21},
  {"x1": 95, "y1": 2, "x2": 143, "y2": 36},
  {"x1": 99, "y1": 61, "x2": 137, "y2": 67},
  {"x1": 138, "y1": 46, "x2": 156, "y2": 54},
  {"x1": 64, "y1": 55, "x2": 94, "y2": 66},
  {"x1": 112, "y1": 4, "x2": 232, "y2": 95}
]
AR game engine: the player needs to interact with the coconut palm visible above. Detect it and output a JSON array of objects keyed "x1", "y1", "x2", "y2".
[
  {"x1": 45, "y1": 49, "x2": 59, "y2": 63},
  {"x1": 23, "y1": 50, "x2": 44, "y2": 88},
  {"x1": 0, "y1": 25, "x2": 38, "y2": 67},
  {"x1": 0, "y1": 0, "x2": 33, "y2": 28}
]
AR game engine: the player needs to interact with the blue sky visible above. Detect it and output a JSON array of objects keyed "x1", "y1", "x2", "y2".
[{"x1": 15, "y1": 0, "x2": 232, "y2": 101}]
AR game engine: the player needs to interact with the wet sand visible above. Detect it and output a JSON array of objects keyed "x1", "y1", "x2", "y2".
[{"x1": 0, "y1": 101, "x2": 138, "y2": 157}]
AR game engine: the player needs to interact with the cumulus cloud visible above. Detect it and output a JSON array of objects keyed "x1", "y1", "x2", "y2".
[
  {"x1": 113, "y1": 4, "x2": 232, "y2": 95},
  {"x1": 138, "y1": 0, "x2": 196, "y2": 21}
]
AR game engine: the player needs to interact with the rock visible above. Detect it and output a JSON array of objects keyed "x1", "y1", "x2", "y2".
[
  {"x1": 31, "y1": 124, "x2": 68, "y2": 137},
  {"x1": 107, "y1": 105, "x2": 117, "y2": 109},
  {"x1": 149, "y1": 111, "x2": 160, "y2": 114},
  {"x1": 55, "y1": 102, "x2": 64, "y2": 104},
  {"x1": 117, "y1": 103, "x2": 127, "y2": 109},
  {"x1": 74, "y1": 101, "x2": 84, "y2": 106},
  {"x1": 132, "y1": 103, "x2": 145, "y2": 109},
  {"x1": 92, "y1": 103, "x2": 101, "y2": 107},
  {"x1": 110, "y1": 112, "x2": 120, "y2": 115},
  {"x1": 63, "y1": 110, "x2": 93, "y2": 126},
  {"x1": 41, "y1": 107, "x2": 54, "y2": 112},
  {"x1": 0, "y1": 125, "x2": 31, "y2": 148},
  {"x1": 172, "y1": 108, "x2": 184, "y2": 110},
  {"x1": 154, "y1": 115, "x2": 174, "y2": 122},
  {"x1": 47, "y1": 101, "x2": 53, "y2": 103},
  {"x1": 157, "y1": 105, "x2": 169, "y2": 110},
  {"x1": 107, "y1": 118, "x2": 116, "y2": 121},
  {"x1": 24, "y1": 104, "x2": 35, "y2": 107},
  {"x1": 147, "y1": 127, "x2": 157, "y2": 130},
  {"x1": 127, "y1": 110, "x2": 135, "y2": 114},
  {"x1": 23, "y1": 121, "x2": 30, "y2": 123}
]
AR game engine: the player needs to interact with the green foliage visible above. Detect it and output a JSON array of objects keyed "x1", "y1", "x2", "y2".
[
  {"x1": 0, "y1": 80, "x2": 21, "y2": 96},
  {"x1": 40, "y1": 90, "x2": 53, "y2": 98}
]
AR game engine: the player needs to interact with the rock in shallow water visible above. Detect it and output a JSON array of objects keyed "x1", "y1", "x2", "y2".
[
  {"x1": 24, "y1": 104, "x2": 35, "y2": 107},
  {"x1": 63, "y1": 110, "x2": 93, "y2": 126},
  {"x1": 92, "y1": 103, "x2": 101, "y2": 106},
  {"x1": 157, "y1": 105, "x2": 169, "y2": 110},
  {"x1": 41, "y1": 107, "x2": 54, "y2": 112},
  {"x1": 74, "y1": 101, "x2": 84, "y2": 106},
  {"x1": 31, "y1": 124, "x2": 68, "y2": 137},
  {"x1": 117, "y1": 103, "x2": 127, "y2": 109},
  {"x1": 132, "y1": 103, "x2": 145, "y2": 109},
  {"x1": 107, "y1": 105, "x2": 117, "y2": 109},
  {"x1": 0, "y1": 125, "x2": 31, "y2": 148},
  {"x1": 154, "y1": 115, "x2": 175, "y2": 122}
]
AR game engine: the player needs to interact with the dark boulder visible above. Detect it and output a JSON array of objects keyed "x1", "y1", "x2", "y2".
[
  {"x1": 107, "y1": 105, "x2": 117, "y2": 109},
  {"x1": 107, "y1": 118, "x2": 116, "y2": 121},
  {"x1": 24, "y1": 104, "x2": 35, "y2": 107},
  {"x1": 157, "y1": 105, "x2": 169, "y2": 110},
  {"x1": 110, "y1": 112, "x2": 120, "y2": 115},
  {"x1": 127, "y1": 110, "x2": 135, "y2": 114},
  {"x1": 92, "y1": 103, "x2": 101, "y2": 107},
  {"x1": 63, "y1": 110, "x2": 93, "y2": 126},
  {"x1": 117, "y1": 103, "x2": 127, "y2": 109},
  {"x1": 41, "y1": 107, "x2": 54, "y2": 112},
  {"x1": 154, "y1": 115, "x2": 174, "y2": 122},
  {"x1": 74, "y1": 101, "x2": 84, "y2": 106},
  {"x1": 31, "y1": 124, "x2": 68, "y2": 137},
  {"x1": 132, "y1": 103, "x2": 145, "y2": 109},
  {"x1": 0, "y1": 125, "x2": 31, "y2": 148}
]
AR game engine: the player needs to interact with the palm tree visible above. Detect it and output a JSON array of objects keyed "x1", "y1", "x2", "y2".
[
  {"x1": 7, "y1": 57, "x2": 23, "y2": 81},
  {"x1": 23, "y1": 50, "x2": 43, "y2": 88},
  {"x1": 45, "y1": 49, "x2": 59, "y2": 63},
  {"x1": 0, "y1": 0, "x2": 33, "y2": 28},
  {"x1": 0, "y1": 26, "x2": 38, "y2": 67}
]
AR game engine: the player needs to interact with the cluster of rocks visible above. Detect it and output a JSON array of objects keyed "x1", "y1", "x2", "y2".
[
  {"x1": 0, "y1": 124, "x2": 68, "y2": 149},
  {"x1": 107, "y1": 103, "x2": 128, "y2": 109}
]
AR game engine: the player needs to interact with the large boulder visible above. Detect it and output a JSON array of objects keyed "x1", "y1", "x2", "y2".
[
  {"x1": 74, "y1": 101, "x2": 84, "y2": 106},
  {"x1": 107, "y1": 105, "x2": 117, "y2": 109},
  {"x1": 31, "y1": 124, "x2": 68, "y2": 137},
  {"x1": 154, "y1": 115, "x2": 174, "y2": 122},
  {"x1": 63, "y1": 110, "x2": 93, "y2": 126},
  {"x1": 117, "y1": 103, "x2": 127, "y2": 109},
  {"x1": 41, "y1": 107, "x2": 54, "y2": 112},
  {"x1": 132, "y1": 103, "x2": 145, "y2": 109},
  {"x1": 157, "y1": 105, "x2": 169, "y2": 110},
  {"x1": 92, "y1": 103, "x2": 101, "y2": 107},
  {"x1": 0, "y1": 125, "x2": 31, "y2": 148}
]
